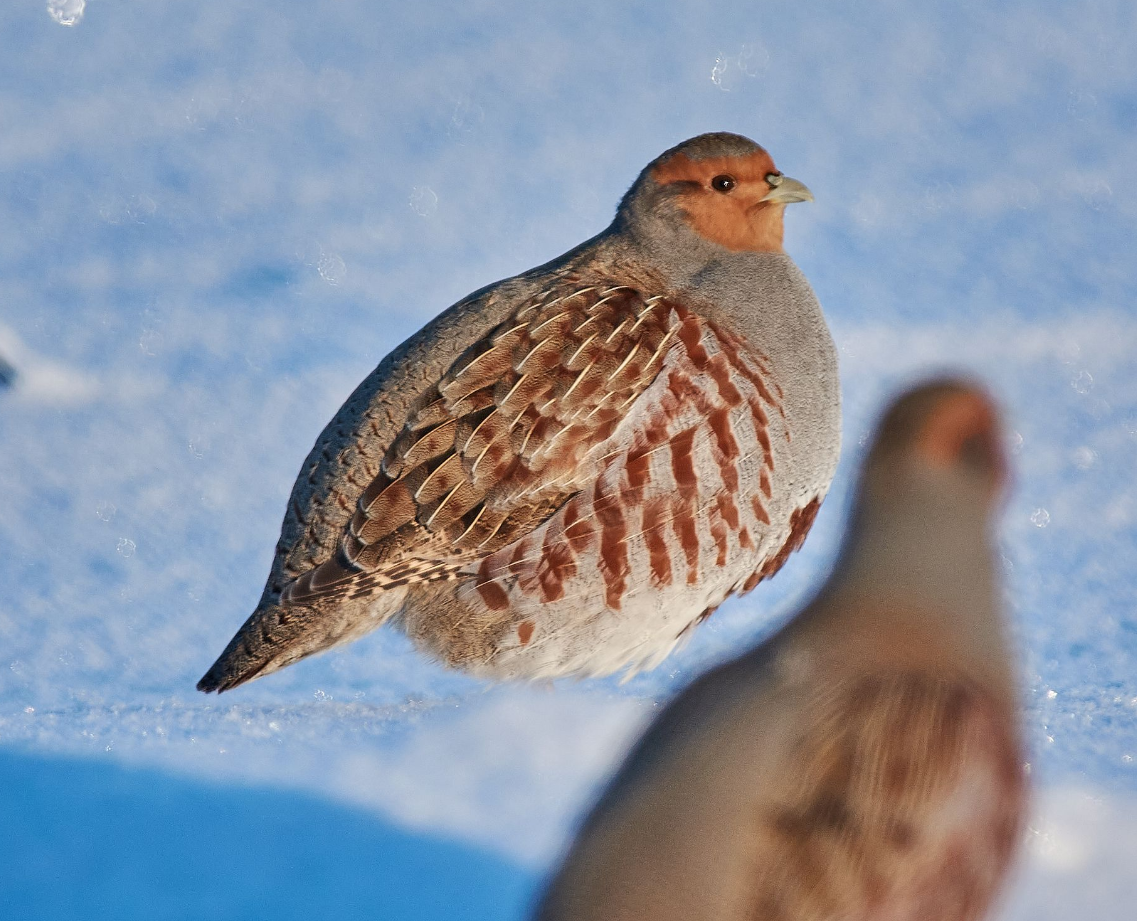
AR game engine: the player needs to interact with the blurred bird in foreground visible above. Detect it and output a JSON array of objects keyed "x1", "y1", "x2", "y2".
[
  {"x1": 199, "y1": 132, "x2": 839, "y2": 693},
  {"x1": 536, "y1": 379, "x2": 1027, "y2": 921}
]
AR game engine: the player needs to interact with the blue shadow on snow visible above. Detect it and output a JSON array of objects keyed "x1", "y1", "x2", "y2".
[{"x1": 0, "y1": 748, "x2": 536, "y2": 921}]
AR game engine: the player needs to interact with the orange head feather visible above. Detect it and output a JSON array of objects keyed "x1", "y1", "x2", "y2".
[{"x1": 649, "y1": 146, "x2": 812, "y2": 253}]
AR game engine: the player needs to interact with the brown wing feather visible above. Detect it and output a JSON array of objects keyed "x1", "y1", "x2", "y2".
[{"x1": 281, "y1": 282, "x2": 680, "y2": 604}]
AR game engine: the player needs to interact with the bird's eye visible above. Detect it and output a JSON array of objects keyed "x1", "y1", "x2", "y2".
[
  {"x1": 765, "y1": 172, "x2": 784, "y2": 188},
  {"x1": 710, "y1": 175, "x2": 736, "y2": 193}
]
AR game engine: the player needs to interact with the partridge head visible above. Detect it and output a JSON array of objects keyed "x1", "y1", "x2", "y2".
[
  {"x1": 536, "y1": 379, "x2": 1027, "y2": 921},
  {"x1": 198, "y1": 132, "x2": 839, "y2": 693},
  {"x1": 619, "y1": 133, "x2": 813, "y2": 256}
]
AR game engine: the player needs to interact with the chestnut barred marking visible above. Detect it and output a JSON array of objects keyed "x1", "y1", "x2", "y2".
[
  {"x1": 642, "y1": 499, "x2": 674, "y2": 587},
  {"x1": 668, "y1": 427, "x2": 698, "y2": 491},
  {"x1": 707, "y1": 407, "x2": 741, "y2": 492},
  {"x1": 562, "y1": 497, "x2": 597, "y2": 553},
  {"x1": 476, "y1": 557, "x2": 510, "y2": 611},
  {"x1": 738, "y1": 498, "x2": 822, "y2": 598},
  {"x1": 710, "y1": 500, "x2": 730, "y2": 566},
  {"x1": 675, "y1": 314, "x2": 709, "y2": 368},
  {"x1": 532, "y1": 520, "x2": 575, "y2": 603},
  {"x1": 672, "y1": 497, "x2": 702, "y2": 586},
  {"x1": 595, "y1": 479, "x2": 631, "y2": 609}
]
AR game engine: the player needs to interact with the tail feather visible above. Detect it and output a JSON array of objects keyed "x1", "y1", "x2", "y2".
[
  {"x1": 197, "y1": 603, "x2": 325, "y2": 694},
  {"x1": 197, "y1": 587, "x2": 409, "y2": 693}
]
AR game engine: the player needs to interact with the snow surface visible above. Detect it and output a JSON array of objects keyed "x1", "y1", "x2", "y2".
[{"x1": 1, "y1": 0, "x2": 1135, "y2": 917}]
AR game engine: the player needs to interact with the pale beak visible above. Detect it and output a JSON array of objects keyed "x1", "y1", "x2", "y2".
[{"x1": 760, "y1": 176, "x2": 813, "y2": 204}]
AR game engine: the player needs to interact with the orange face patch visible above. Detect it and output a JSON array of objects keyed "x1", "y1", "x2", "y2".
[{"x1": 651, "y1": 150, "x2": 788, "y2": 252}]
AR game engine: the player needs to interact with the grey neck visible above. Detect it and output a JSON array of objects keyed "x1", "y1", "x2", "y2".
[
  {"x1": 610, "y1": 205, "x2": 729, "y2": 288},
  {"x1": 823, "y1": 477, "x2": 1012, "y2": 687}
]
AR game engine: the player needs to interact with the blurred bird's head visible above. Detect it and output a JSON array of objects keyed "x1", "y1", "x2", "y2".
[{"x1": 862, "y1": 379, "x2": 1009, "y2": 520}]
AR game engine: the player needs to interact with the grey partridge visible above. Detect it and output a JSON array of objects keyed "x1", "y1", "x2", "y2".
[
  {"x1": 198, "y1": 132, "x2": 840, "y2": 693},
  {"x1": 534, "y1": 379, "x2": 1027, "y2": 921}
]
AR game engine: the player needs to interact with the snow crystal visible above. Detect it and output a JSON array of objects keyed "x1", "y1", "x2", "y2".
[
  {"x1": 409, "y1": 185, "x2": 439, "y2": 217},
  {"x1": 710, "y1": 43, "x2": 769, "y2": 92},
  {"x1": 46, "y1": 0, "x2": 85, "y2": 27},
  {"x1": 317, "y1": 250, "x2": 347, "y2": 286}
]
